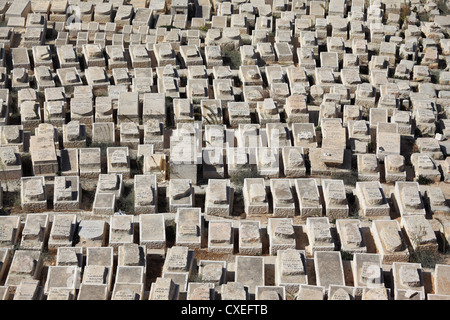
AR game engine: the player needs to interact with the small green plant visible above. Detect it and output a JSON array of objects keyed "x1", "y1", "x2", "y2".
[
  {"x1": 417, "y1": 175, "x2": 433, "y2": 185},
  {"x1": 198, "y1": 105, "x2": 223, "y2": 125},
  {"x1": 199, "y1": 25, "x2": 208, "y2": 32},
  {"x1": 159, "y1": 25, "x2": 173, "y2": 31},
  {"x1": 340, "y1": 250, "x2": 353, "y2": 261},
  {"x1": 222, "y1": 47, "x2": 241, "y2": 70}
]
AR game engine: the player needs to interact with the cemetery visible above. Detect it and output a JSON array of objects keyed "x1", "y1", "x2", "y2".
[{"x1": 0, "y1": 0, "x2": 448, "y2": 301}]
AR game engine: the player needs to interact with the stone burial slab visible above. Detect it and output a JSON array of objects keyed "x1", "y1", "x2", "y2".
[
  {"x1": 243, "y1": 178, "x2": 269, "y2": 216},
  {"x1": 77, "y1": 284, "x2": 108, "y2": 300},
  {"x1": 21, "y1": 176, "x2": 47, "y2": 211},
  {"x1": 238, "y1": 220, "x2": 262, "y2": 256},
  {"x1": 351, "y1": 253, "x2": 384, "y2": 288},
  {"x1": 43, "y1": 266, "x2": 81, "y2": 295},
  {"x1": 305, "y1": 217, "x2": 335, "y2": 255},
  {"x1": 175, "y1": 208, "x2": 203, "y2": 249},
  {"x1": 391, "y1": 262, "x2": 425, "y2": 300},
  {"x1": 139, "y1": 214, "x2": 166, "y2": 249},
  {"x1": 255, "y1": 286, "x2": 286, "y2": 300},
  {"x1": 204, "y1": 179, "x2": 233, "y2": 217},
  {"x1": 235, "y1": 256, "x2": 264, "y2": 296},
  {"x1": 335, "y1": 219, "x2": 367, "y2": 254},
  {"x1": 0, "y1": 248, "x2": 11, "y2": 283},
  {"x1": 0, "y1": 216, "x2": 21, "y2": 248},
  {"x1": 295, "y1": 178, "x2": 323, "y2": 217},
  {"x1": 118, "y1": 243, "x2": 146, "y2": 267},
  {"x1": 76, "y1": 220, "x2": 107, "y2": 248},
  {"x1": 220, "y1": 282, "x2": 249, "y2": 300},
  {"x1": 295, "y1": 284, "x2": 325, "y2": 300},
  {"x1": 5, "y1": 250, "x2": 42, "y2": 288},
  {"x1": 149, "y1": 277, "x2": 179, "y2": 300},
  {"x1": 20, "y1": 213, "x2": 49, "y2": 252},
  {"x1": 134, "y1": 174, "x2": 158, "y2": 214},
  {"x1": 327, "y1": 285, "x2": 362, "y2": 300},
  {"x1": 168, "y1": 179, "x2": 194, "y2": 213},
  {"x1": 270, "y1": 179, "x2": 296, "y2": 217},
  {"x1": 207, "y1": 220, "x2": 234, "y2": 254},
  {"x1": 53, "y1": 176, "x2": 81, "y2": 211},
  {"x1": 434, "y1": 264, "x2": 450, "y2": 296},
  {"x1": 354, "y1": 182, "x2": 390, "y2": 217},
  {"x1": 275, "y1": 249, "x2": 307, "y2": 296},
  {"x1": 361, "y1": 287, "x2": 390, "y2": 300},
  {"x1": 313, "y1": 251, "x2": 345, "y2": 289},
  {"x1": 186, "y1": 282, "x2": 215, "y2": 300},
  {"x1": 109, "y1": 215, "x2": 134, "y2": 248},
  {"x1": 115, "y1": 266, "x2": 145, "y2": 285},
  {"x1": 322, "y1": 179, "x2": 349, "y2": 220},
  {"x1": 46, "y1": 288, "x2": 76, "y2": 300},
  {"x1": 56, "y1": 247, "x2": 83, "y2": 267},
  {"x1": 12, "y1": 280, "x2": 42, "y2": 300},
  {"x1": 371, "y1": 220, "x2": 409, "y2": 264},
  {"x1": 162, "y1": 246, "x2": 195, "y2": 292},
  {"x1": 197, "y1": 260, "x2": 226, "y2": 285},
  {"x1": 393, "y1": 182, "x2": 426, "y2": 217},
  {"x1": 400, "y1": 215, "x2": 438, "y2": 253},
  {"x1": 267, "y1": 218, "x2": 296, "y2": 255},
  {"x1": 111, "y1": 283, "x2": 144, "y2": 300}
]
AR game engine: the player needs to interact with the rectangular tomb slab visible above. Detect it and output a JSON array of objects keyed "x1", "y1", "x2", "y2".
[
  {"x1": 149, "y1": 277, "x2": 179, "y2": 300},
  {"x1": 220, "y1": 282, "x2": 249, "y2": 300},
  {"x1": 255, "y1": 286, "x2": 286, "y2": 300},
  {"x1": 392, "y1": 262, "x2": 425, "y2": 300},
  {"x1": 393, "y1": 182, "x2": 426, "y2": 217},
  {"x1": 76, "y1": 220, "x2": 107, "y2": 248},
  {"x1": 197, "y1": 260, "x2": 226, "y2": 285},
  {"x1": 20, "y1": 213, "x2": 49, "y2": 251},
  {"x1": 111, "y1": 283, "x2": 144, "y2": 300},
  {"x1": 400, "y1": 215, "x2": 438, "y2": 253},
  {"x1": 118, "y1": 244, "x2": 146, "y2": 267},
  {"x1": 295, "y1": 179, "x2": 323, "y2": 217},
  {"x1": 168, "y1": 179, "x2": 194, "y2": 213},
  {"x1": 56, "y1": 247, "x2": 83, "y2": 267},
  {"x1": 434, "y1": 264, "x2": 450, "y2": 296},
  {"x1": 204, "y1": 179, "x2": 233, "y2": 217},
  {"x1": 313, "y1": 251, "x2": 345, "y2": 289},
  {"x1": 134, "y1": 174, "x2": 158, "y2": 214},
  {"x1": 139, "y1": 214, "x2": 166, "y2": 250},
  {"x1": 13, "y1": 280, "x2": 42, "y2": 300},
  {"x1": 176, "y1": 208, "x2": 203, "y2": 249},
  {"x1": 109, "y1": 215, "x2": 134, "y2": 248},
  {"x1": 243, "y1": 178, "x2": 269, "y2": 216},
  {"x1": 239, "y1": 220, "x2": 262, "y2": 256},
  {"x1": 44, "y1": 266, "x2": 81, "y2": 295},
  {"x1": 235, "y1": 256, "x2": 264, "y2": 296},
  {"x1": 77, "y1": 284, "x2": 108, "y2": 300},
  {"x1": 352, "y1": 253, "x2": 384, "y2": 288},
  {"x1": 267, "y1": 218, "x2": 296, "y2": 255},
  {"x1": 371, "y1": 220, "x2": 409, "y2": 264},
  {"x1": 5, "y1": 250, "x2": 42, "y2": 288},
  {"x1": 0, "y1": 248, "x2": 11, "y2": 283},
  {"x1": 355, "y1": 182, "x2": 390, "y2": 217},
  {"x1": 275, "y1": 249, "x2": 307, "y2": 296},
  {"x1": 0, "y1": 216, "x2": 21, "y2": 248},
  {"x1": 270, "y1": 179, "x2": 296, "y2": 217},
  {"x1": 322, "y1": 179, "x2": 349, "y2": 220},
  {"x1": 162, "y1": 246, "x2": 195, "y2": 292},
  {"x1": 295, "y1": 284, "x2": 325, "y2": 300},
  {"x1": 208, "y1": 220, "x2": 234, "y2": 254},
  {"x1": 336, "y1": 219, "x2": 367, "y2": 254},
  {"x1": 305, "y1": 217, "x2": 335, "y2": 255}
]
